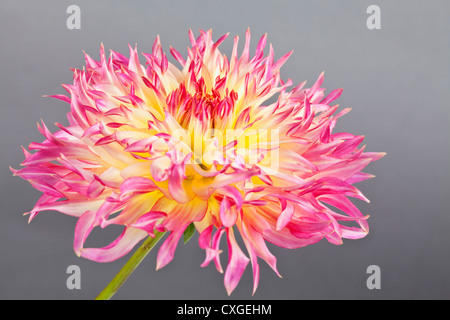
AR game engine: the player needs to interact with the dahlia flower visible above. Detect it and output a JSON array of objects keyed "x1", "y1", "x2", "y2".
[{"x1": 12, "y1": 29, "x2": 384, "y2": 297}]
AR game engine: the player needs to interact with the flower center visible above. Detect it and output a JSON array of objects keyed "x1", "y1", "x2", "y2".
[{"x1": 166, "y1": 77, "x2": 238, "y2": 132}]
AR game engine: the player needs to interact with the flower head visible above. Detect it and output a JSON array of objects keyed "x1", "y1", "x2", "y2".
[{"x1": 13, "y1": 29, "x2": 385, "y2": 295}]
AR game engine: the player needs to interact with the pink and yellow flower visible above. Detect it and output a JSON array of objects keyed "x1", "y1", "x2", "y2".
[{"x1": 13, "y1": 29, "x2": 385, "y2": 295}]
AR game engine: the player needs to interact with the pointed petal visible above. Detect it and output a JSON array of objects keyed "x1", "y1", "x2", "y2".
[
  {"x1": 156, "y1": 226, "x2": 186, "y2": 270},
  {"x1": 224, "y1": 227, "x2": 250, "y2": 295}
]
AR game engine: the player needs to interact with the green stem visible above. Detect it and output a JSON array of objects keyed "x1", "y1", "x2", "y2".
[{"x1": 95, "y1": 231, "x2": 165, "y2": 300}]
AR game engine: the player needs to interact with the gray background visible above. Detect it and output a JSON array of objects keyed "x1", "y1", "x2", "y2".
[{"x1": 1, "y1": 0, "x2": 449, "y2": 300}]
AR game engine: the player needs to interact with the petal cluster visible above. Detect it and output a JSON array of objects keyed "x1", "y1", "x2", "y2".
[{"x1": 13, "y1": 29, "x2": 385, "y2": 295}]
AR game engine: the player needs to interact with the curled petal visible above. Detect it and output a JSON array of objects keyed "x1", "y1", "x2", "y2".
[
  {"x1": 119, "y1": 177, "x2": 158, "y2": 200},
  {"x1": 220, "y1": 197, "x2": 237, "y2": 228},
  {"x1": 80, "y1": 227, "x2": 148, "y2": 263},
  {"x1": 276, "y1": 200, "x2": 295, "y2": 231},
  {"x1": 131, "y1": 211, "x2": 166, "y2": 236},
  {"x1": 199, "y1": 225, "x2": 225, "y2": 272}
]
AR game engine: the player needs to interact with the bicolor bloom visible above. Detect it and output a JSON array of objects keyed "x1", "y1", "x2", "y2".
[{"x1": 12, "y1": 29, "x2": 385, "y2": 295}]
